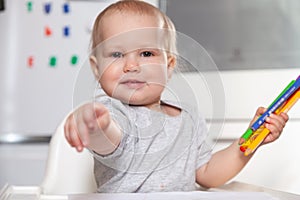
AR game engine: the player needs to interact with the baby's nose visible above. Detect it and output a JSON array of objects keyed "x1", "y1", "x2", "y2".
[{"x1": 123, "y1": 54, "x2": 140, "y2": 72}]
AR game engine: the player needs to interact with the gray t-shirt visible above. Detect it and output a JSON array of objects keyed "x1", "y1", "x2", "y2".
[{"x1": 91, "y1": 95, "x2": 212, "y2": 193}]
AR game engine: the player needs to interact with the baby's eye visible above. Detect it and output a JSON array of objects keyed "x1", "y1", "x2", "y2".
[
  {"x1": 140, "y1": 51, "x2": 154, "y2": 57},
  {"x1": 111, "y1": 52, "x2": 123, "y2": 58}
]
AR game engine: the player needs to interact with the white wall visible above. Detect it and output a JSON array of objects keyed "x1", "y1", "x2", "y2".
[{"x1": 169, "y1": 68, "x2": 299, "y2": 121}]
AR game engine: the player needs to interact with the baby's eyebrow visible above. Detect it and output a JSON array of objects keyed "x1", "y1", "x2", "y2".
[{"x1": 99, "y1": 41, "x2": 165, "y2": 54}]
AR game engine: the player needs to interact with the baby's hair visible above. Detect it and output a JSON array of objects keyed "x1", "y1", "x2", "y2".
[{"x1": 90, "y1": 0, "x2": 177, "y2": 56}]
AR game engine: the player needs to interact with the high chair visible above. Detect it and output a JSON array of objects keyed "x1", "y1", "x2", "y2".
[{"x1": 40, "y1": 118, "x2": 97, "y2": 195}]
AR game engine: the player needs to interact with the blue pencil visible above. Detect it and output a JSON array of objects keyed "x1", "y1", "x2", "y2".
[{"x1": 251, "y1": 75, "x2": 300, "y2": 131}]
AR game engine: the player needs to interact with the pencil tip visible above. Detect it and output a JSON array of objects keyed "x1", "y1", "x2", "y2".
[
  {"x1": 238, "y1": 138, "x2": 245, "y2": 145},
  {"x1": 240, "y1": 145, "x2": 247, "y2": 152}
]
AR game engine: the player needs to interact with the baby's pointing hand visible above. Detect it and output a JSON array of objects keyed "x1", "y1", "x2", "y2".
[{"x1": 64, "y1": 102, "x2": 111, "y2": 152}]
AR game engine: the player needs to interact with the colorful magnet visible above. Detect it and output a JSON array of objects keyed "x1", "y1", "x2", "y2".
[
  {"x1": 70, "y1": 55, "x2": 78, "y2": 65},
  {"x1": 27, "y1": 56, "x2": 34, "y2": 68},
  {"x1": 63, "y1": 26, "x2": 70, "y2": 37},
  {"x1": 49, "y1": 56, "x2": 57, "y2": 67},
  {"x1": 63, "y1": 3, "x2": 70, "y2": 14},
  {"x1": 44, "y1": 2, "x2": 52, "y2": 14},
  {"x1": 27, "y1": 1, "x2": 33, "y2": 12},
  {"x1": 45, "y1": 26, "x2": 52, "y2": 36}
]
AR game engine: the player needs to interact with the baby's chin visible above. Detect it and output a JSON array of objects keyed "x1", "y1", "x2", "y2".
[
  {"x1": 118, "y1": 96, "x2": 157, "y2": 107},
  {"x1": 119, "y1": 98, "x2": 146, "y2": 106}
]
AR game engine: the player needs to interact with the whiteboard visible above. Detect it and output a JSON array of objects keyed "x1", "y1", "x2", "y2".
[
  {"x1": 0, "y1": 0, "x2": 158, "y2": 135},
  {"x1": 0, "y1": 0, "x2": 110, "y2": 134}
]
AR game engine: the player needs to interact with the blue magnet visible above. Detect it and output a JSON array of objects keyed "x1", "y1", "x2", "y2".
[
  {"x1": 63, "y1": 3, "x2": 70, "y2": 14},
  {"x1": 63, "y1": 26, "x2": 70, "y2": 37},
  {"x1": 44, "y1": 3, "x2": 52, "y2": 14}
]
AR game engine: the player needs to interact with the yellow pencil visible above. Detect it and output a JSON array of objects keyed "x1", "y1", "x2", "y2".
[
  {"x1": 244, "y1": 90, "x2": 300, "y2": 156},
  {"x1": 239, "y1": 127, "x2": 264, "y2": 153}
]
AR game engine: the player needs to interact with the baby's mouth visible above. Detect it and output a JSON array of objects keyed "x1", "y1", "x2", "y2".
[{"x1": 120, "y1": 79, "x2": 146, "y2": 89}]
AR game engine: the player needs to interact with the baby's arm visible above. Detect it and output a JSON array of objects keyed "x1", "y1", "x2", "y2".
[
  {"x1": 64, "y1": 102, "x2": 122, "y2": 155},
  {"x1": 196, "y1": 107, "x2": 289, "y2": 188}
]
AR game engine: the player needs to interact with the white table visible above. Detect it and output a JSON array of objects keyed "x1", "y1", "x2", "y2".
[
  {"x1": 210, "y1": 181, "x2": 300, "y2": 200},
  {"x1": 1, "y1": 181, "x2": 299, "y2": 200}
]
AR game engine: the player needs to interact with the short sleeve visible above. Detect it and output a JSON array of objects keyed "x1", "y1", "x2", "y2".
[{"x1": 195, "y1": 114, "x2": 212, "y2": 169}]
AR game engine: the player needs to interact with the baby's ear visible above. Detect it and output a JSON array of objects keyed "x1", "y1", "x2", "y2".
[
  {"x1": 167, "y1": 55, "x2": 176, "y2": 79},
  {"x1": 90, "y1": 55, "x2": 100, "y2": 80}
]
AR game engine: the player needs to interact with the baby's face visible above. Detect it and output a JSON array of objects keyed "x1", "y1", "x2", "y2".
[{"x1": 91, "y1": 12, "x2": 175, "y2": 107}]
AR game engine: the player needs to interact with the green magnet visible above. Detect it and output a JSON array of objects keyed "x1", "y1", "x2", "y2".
[
  {"x1": 70, "y1": 55, "x2": 78, "y2": 65},
  {"x1": 27, "y1": 1, "x2": 33, "y2": 12},
  {"x1": 49, "y1": 56, "x2": 57, "y2": 67}
]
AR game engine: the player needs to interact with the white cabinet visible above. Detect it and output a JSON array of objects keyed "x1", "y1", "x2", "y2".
[{"x1": 0, "y1": 144, "x2": 49, "y2": 188}]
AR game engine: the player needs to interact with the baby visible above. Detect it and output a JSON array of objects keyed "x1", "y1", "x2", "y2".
[{"x1": 64, "y1": 0, "x2": 288, "y2": 193}]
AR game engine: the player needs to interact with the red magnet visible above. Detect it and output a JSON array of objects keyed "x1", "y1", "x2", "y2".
[
  {"x1": 45, "y1": 26, "x2": 52, "y2": 36},
  {"x1": 27, "y1": 56, "x2": 34, "y2": 68}
]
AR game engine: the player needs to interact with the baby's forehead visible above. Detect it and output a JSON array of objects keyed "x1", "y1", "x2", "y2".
[
  {"x1": 98, "y1": 11, "x2": 164, "y2": 37},
  {"x1": 98, "y1": 28, "x2": 168, "y2": 51},
  {"x1": 102, "y1": 7, "x2": 163, "y2": 23}
]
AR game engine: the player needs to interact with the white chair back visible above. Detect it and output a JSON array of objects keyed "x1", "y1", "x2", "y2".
[{"x1": 41, "y1": 119, "x2": 97, "y2": 195}]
